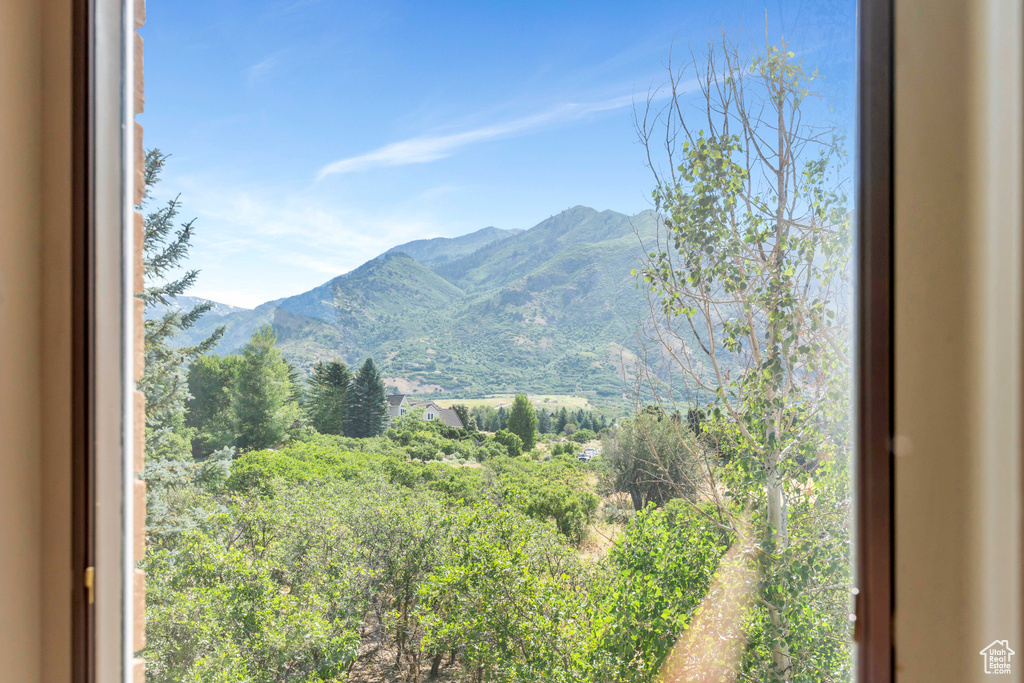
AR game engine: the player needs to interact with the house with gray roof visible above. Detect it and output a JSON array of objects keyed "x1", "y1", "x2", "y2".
[{"x1": 387, "y1": 394, "x2": 464, "y2": 428}]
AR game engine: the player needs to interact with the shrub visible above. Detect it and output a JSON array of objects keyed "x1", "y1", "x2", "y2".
[
  {"x1": 493, "y1": 429, "x2": 524, "y2": 457},
  {"x1": 568, "y1": 428, "x2": 597, "y2": 443}
]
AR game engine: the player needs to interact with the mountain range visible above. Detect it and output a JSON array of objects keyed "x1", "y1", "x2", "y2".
[{"x1": 162, "y1": 206, "x2": 668, "y2": 404}]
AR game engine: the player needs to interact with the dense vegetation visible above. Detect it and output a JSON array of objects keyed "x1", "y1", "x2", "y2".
[
  {"x1": 143, "y1": 424, "x2": 726, "y2": 682},
  {"x1": 467, "y1": 403, "x2": 609, "y2": 437}
]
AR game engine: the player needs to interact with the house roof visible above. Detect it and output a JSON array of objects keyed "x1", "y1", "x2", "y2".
[
  {"x1": 407, "y1": 399, "x2": 441, "y2": 410},
  {"x1": 390, "y1": 397, "x2": 464, "y2": 428},
  {"x1": 437, "y1": 408, "x2": 465, "y2": 429}
]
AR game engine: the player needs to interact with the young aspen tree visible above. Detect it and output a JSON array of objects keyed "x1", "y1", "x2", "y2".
[{"x1": 635, "y1": 36, "x2": 852, "y2": 681}]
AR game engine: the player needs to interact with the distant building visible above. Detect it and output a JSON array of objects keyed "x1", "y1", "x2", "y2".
[
  {"x1": 387, "y1": 394, "x2": 408, "y2": 417},
  {"x1": 387, "y1": 394, "x2": 464, "y2": 428}
]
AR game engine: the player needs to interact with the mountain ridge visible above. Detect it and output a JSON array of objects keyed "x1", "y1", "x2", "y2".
[
  {"x1": 163, "y1": 206, "x2": 674, "y2": 405},
  {"x1": 383, "y1": 226, "x2": 522, "y2": 267}
]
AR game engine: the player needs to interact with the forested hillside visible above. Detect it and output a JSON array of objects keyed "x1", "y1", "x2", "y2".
[{"x1": 162, "y1": 207, "x2": 669, "y2": 403}]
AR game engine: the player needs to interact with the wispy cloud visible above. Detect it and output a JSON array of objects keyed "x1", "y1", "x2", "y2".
[
  {"x1": 164, "y1": 173, "x2": 452, "y2": 307},
  {"x1": 316, "y1": 93, "x2": 644, "y2": 179},
  {"x1": 246, "y1": 53, "x2": 284, "y2": 86}
]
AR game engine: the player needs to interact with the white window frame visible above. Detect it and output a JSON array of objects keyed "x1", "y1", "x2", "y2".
[{"x1": 93, "y1": 0, "x2": 135, "y2": 680}]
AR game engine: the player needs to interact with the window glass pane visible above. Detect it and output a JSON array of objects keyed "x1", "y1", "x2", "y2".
[{"x1": 138, "y1": 1, "x2": 857, "y2": 680}]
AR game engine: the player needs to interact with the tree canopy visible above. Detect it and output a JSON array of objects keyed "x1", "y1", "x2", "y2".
[
  {"x1": 344, "y1": 358, "x2": 389, "y2": 438},
  {"x1": 137, "y1": 149, "x2": 223, "y2": 461},
  {"x1": 232, "y1": 325, "x2": 299, "y2": 451},
  {"x1": 305, "y1": 360, "x2": 352, "y2": 436},
  {"x1": 505, "y1": 393, "x2": 538, "y2": 451}
]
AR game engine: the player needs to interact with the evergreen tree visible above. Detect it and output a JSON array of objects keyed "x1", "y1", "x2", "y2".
[
  {"x1": 497, "y1": 406, "x2": 509, "y2": 430},
  {"x1": 506, "y1": 393, "x2": 538, "y2": 451},
  {"x1": 344, "y1": 358, "x2": 388, "y2": 437},
  {"x1": 232, "y1": 326, "x2": 299, "y2": 451},
  {"x1": 138, "y1": 149, "x2": 223, "y2": 461},
  {"x1": 537, "y1": 409, "x2": 551, "y2": 435},
  {"x1": 185, "y1": 354, "x2": 241, "y2": 457},
  {"x1": 472, "y1": 406, "x2": 488, "y2": 431},
  {"x1": 305, "y1": 360, "x2": 351, "y2": 435},
  {"x1": 555, "y1": 408, "x2": 569, "y2": 434},
  {"x1": 484, "y1": 408, "x2": 501, "y2": 432},
  {"x1": 287, "y1": 362, "x2": 305, "y2": 405},
  {"x1": 450, "y1": 404, "x2": 476, "y2": 432}
]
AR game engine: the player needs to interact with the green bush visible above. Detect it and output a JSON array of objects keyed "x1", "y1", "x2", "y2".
[
  {"x1": 568, "y1": 428, "x2": 597, "y2": 443},
  {"x1": 493, "y1": 429, "x2": 524, "y2": 457}
]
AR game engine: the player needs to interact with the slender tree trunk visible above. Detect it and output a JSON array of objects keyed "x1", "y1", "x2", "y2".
[
  {"x1": 429, "y1": 652, "x2": 444, "y2": 678},
  {"x1": 766, "y1": 454, "x2": 791, "y2": 679},
  {"x1": 629, "y1": 486, "x2": 643, "y2": 512},
  {"x1": 766, "y1": 85, "x2": 793, "y2": 682},
  {"x1": 410, "y1": 653, "x2": 421, "y2": 683}
]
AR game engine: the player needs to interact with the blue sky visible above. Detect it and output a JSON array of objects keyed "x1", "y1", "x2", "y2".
[{"x1": 143, "y1": 0, "x2": 856, "y2": 308}]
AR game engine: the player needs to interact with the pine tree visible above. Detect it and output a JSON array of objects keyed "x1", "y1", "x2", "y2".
[
  {"x1": 232, "y1": 326, "x2": 299, "y2": 450},
  {"x1": 185, "y1": 354, "x2": 241, "y2": 457},
  {"x1": 305, "y1": 360, "x2": 351, "y2": 435},
  {"x1": 537, "y1": 409, "x2": 551, "y2": 434},
  {"x1": 472, "y1": 406, "x2": 488, "y2": 431},
  {"x1": 555, "y1": 407, "x2": 569, "y2": 434},
  {"x1": 287, "y1": 362, "x2": 305, "y2": 404},
  {"x1": 497, "y1": 406, "x2": 509, "y2": 430},
  {"x1": 450, "y1": 404, "x2": 476, "y2": 431},
  {"x1": 344, "y1": 358, "x2": 388, "y2": 437},
  {"x1": 506, "y1": 393, "x2": 538, "y2": 451},
  {"x1": 138, "y1": 149, "x2": 223, "y2": 461}
]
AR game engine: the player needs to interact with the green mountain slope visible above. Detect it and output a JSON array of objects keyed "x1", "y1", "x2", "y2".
[
  {"x1": 384, "y1": 226, "x2": 522, "y2": 267},
  {"x1": 181, "y1": 252, "x2": 465, "y2": 368},
  {"x1": 167, "y1": 207, "x2": 681, "y2": 405},
  {"x1": 446, "y1": 206, "x2": 647, "y2": 292}
]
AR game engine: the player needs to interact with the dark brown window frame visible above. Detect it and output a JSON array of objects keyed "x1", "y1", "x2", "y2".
[
  {"x1": 855, "y1": 0, "x2": 895, "y2": 680},
  {"x1": 69, "y1": 0, "x2": 895, "y2": 679},
  {"x1": 72, "y1": 0, "x2": 95, "y2": 679}
]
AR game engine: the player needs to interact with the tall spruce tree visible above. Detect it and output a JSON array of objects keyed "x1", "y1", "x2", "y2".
[
  {"x1": 305, "y1": 360, "x2": 352, "y2": 435},
  {"x1": 472, "y1": 406, "x2": 488, "y2": 431},
  {"x1": 138, "y1": 149, "x2": 223, "y2": 461},
  {"x1": 506, "y1": 393, "x2": 538, "y2": 451},
  {"x1": 232, "y1": 326, "x2": 299, "y2": 450},
  {"x1": 555, "y1": 407, "x2": 569, "y2": 434},
  {"x1": 344, "y1": 358, "x2": 388, "y2": 438},
  {"x1": 537, "y1": 409, "x2": 551, "y2": 435}
]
